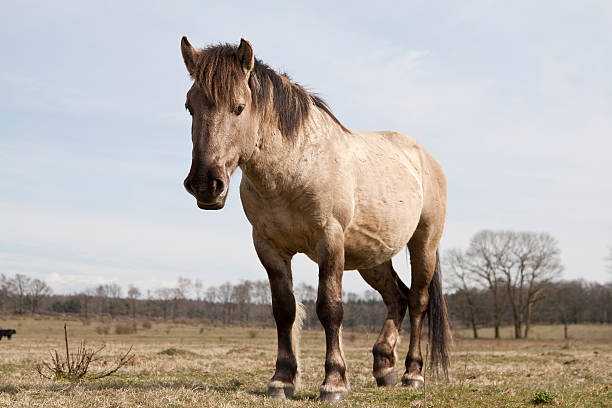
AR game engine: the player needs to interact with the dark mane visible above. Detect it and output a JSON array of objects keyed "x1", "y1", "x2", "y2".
[{"x1": 191, "y1": 43, "x2": 349, "y2": 137}]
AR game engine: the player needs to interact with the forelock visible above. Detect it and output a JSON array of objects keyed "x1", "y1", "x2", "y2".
[{"x1": 192, "y1": 44, "x2": 243, "y2": 106}]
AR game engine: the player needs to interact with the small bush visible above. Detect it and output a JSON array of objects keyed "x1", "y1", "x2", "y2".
[
  {"x1": 36, "y1": 323, "x2": 135, "y2": 382},
  {"x1": 142, "y1": 321, "x2": 152, "y2": 329},
  {"x1": 199, "y1": 327, "x2": 204, "y2": 334},
  {"x1": 96, "y1": 325, "x2": 110, "y2": 335},
  {"x1": 248, "y1": 330, "x2": 257, "y2": 339},
  {"x1": 114, "y1": 323, "x2": 137, "y2": 335},
  {"x1": 532, "y1": 390, "x2": 555, "y2": 404}
]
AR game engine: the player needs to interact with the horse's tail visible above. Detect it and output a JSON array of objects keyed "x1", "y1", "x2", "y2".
[{"x1": 427, "y1": 249, "x2": 452, "y2": 378}]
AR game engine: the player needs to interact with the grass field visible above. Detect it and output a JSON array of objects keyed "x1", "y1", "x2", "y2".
[{"x1": 0, "y1": 316, "x2": 610, "y2": 407}]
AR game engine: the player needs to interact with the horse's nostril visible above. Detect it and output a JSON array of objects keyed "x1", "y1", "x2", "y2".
[{"x1": 212, "y1": 178, "x2": 225, "y2": 197}]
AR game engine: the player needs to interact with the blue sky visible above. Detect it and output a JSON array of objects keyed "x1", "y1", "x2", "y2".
[{"x1": 1, "y1": 1, "x2": 611, "y2": 295}]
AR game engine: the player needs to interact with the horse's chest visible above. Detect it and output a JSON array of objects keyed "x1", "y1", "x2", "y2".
[{"x1": 241, "y1": 185, "x2": 320, "y2": 254}]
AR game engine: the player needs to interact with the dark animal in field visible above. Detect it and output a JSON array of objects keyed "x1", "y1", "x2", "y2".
[
  {"x1": 0, "y1": 329, "x2": 17, "y2": 340},
  {"x1": 180, "y1": 37, "x2": 451, "y2": 401}
]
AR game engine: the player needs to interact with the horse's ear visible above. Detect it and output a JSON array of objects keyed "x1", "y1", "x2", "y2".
[
  {"x1": 181, "y1": 36, "x2": 198, "y2": 76},
  {"x1": 236, "y1": 38, "x2": 254, "y2": 74}
]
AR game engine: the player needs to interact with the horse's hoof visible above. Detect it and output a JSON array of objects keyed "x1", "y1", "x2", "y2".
[
  {"x1": 317, "y1": 391, "x2": 345, "y2": 402},
  {"x1": 375, "y1": 371, "x2": 398, "y2": 387},
  {"x1": 402, "y1": 378, "x2": 424, "y2": 388},
  {"x1": 266, "y1": 383, "x2": 294, "y2": 399}
]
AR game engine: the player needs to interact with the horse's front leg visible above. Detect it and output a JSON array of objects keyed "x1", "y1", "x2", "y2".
[
  {"x1": 316, "y1": 222, "x2": 348, "y2": 401},
  {"x1": 253, "y1": 230, "x2": 301, "y2": 399}
]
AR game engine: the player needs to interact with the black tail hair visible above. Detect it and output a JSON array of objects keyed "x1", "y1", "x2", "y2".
[{"x1": 427, "y1": 249, "x2": 452, "y2": 378}]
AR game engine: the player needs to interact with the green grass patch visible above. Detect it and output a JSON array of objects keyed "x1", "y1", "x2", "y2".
[{"x1": 532, "y1": 390, "x2": 556, "y2": 404}]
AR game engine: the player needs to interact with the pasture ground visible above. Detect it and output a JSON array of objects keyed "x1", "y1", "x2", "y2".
[{"x1": 0, "y1": 316, "x2": 610, "y2": 407}]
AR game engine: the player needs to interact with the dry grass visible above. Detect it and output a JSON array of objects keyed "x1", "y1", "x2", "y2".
[{"x1": 0, "y1": 316, "x2": 610, "y2": 407}]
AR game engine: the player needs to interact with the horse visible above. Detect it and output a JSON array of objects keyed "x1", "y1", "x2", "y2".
[{"x1": 180, "y1": 37, "x2": 451, "y2": 402}]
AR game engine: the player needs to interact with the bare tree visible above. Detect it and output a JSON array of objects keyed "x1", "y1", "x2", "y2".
[
  {"x1": 174, "y1": 277, "x2": 193, "y2": 317},
  {"x1": 154, "y1": 288, "x2": 175, "y2": 319},
  {"x1": 127, "y1": 285, "x2": 141, "y2": 318},
  {"x1": 194, "y1": 279, "x2": 203, "y2": 301},
  {"x1": 217, "y1": 282, "x2": 234, "y2": 323},
  {"x1": 205, "y1": 286, "x2": 218, "y2": 303},
  {"x1": 0, "y1": 274, "x2": 9, "y2": 314},
  {"x1": 445, "y1": 249, "x2": 479, "y2": 339},
  {"x1": 105, "y1": 283, "x2": 123, "y2": 298},
  {"x1": 496, "y1": 232, "x2": 563, "y2": 338},
  {"x1": 232, "y1": 280, "x2": 253, "y2": 322},
  {"x1": 550, "y1": 281, "x2": 584, "y2": 339},
  {"x1": 176, "y1": 277, "x2": 193, "y2": 299},
  {"x1": 462, "y1": 230, "x2": 510, "y2": 338},
  {"x1": 79, "y1": 288, "x2": 95, "y2": 320},
  {"x1": 105, "y1": 283, "x2": 124, "y2": 317},
  {"x1": 8, "y1": 274, "x2": 31, "y2": 314},
  {"x1": 29, "y1": 278, "x2": 52, "y2": 313},
  {"x1": 455, "y1": 230, "x2": 563, "y2": 339}
]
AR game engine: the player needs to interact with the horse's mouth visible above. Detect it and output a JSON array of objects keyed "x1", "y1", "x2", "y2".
[{"x1": 197, "y1": 200, "x2": 225, "y2": 210}]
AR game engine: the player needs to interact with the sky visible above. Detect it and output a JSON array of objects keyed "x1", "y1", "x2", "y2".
[{"x1": 1, "y1": 1, "x2": 611, "y2": 296}]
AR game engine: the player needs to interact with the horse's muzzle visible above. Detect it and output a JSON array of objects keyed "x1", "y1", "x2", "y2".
[
  {"x1": 183, "y1": 172, "x2": 228, "y2": 210},
  {"x1": 196, "y1": 198, "x2": 226, "y2": 210}
]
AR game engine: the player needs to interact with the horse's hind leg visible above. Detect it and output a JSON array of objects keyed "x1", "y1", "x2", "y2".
[
  {"x1": 358, "y1": 261, "x2": 408, "y2": 387},
  {"x1": 402, "y1": 224, "x2": 448, "y2": 387},
  {"x1": 253, "y1": 230, "x2": 302, "y2": 399}
]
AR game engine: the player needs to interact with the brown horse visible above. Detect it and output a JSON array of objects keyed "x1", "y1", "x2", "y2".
[{"x1": 180, "y1": 37, "x2": 451, "y2": 402}]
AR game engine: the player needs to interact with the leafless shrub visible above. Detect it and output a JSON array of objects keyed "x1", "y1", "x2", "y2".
[
  {"x1": 114, "y1": 322, "x2": 137, "y2": 335},
  {"x1": 142, "y1": 320, "x2": 152, "y2": 329},
  {"x1": 96, "y1": 325, "x2": 110, "y2": 335},
  {"x1": 248, "y1": 330, "x2": 257, "y2": 339},
  {"x1": 36, "y1": 323, "x2": 134, "y2": 381}
]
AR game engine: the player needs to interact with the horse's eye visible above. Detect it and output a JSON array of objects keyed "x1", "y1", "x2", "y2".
[{"x1": 234, "y1": 104, "x2": 245, "y2": 116}]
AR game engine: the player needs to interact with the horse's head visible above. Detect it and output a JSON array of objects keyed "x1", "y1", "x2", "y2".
[{"x1": 181, "y1": 37, "x2": 258, "y2": 210}]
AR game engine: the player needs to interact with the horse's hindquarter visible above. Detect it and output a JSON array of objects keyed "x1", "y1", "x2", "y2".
[{"x1": 341, "y1": 131, "x2": 426, "y2": 270}]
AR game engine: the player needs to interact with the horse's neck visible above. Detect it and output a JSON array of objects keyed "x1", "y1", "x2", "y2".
[{"x1": 241, "y1": 110, "x2": 335, "y2": 196}]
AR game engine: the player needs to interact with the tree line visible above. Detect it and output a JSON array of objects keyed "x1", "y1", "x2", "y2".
[
  {"x1": 1, "y1": 230, "x2": 610, "y2": 334},
  {"x1": 445, "y1": 230, "x2": 611, "y2": 339},
  {"x1": 0, "y1": 274, "x2": 387, "y2": 331}
]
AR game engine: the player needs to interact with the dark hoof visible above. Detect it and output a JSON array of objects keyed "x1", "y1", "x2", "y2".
[
  {"x1": 266, "y1": 384, "x2": 294, "y2": 399},
  {"x1": 402, "y1": 378, "x2": 424, "y2": 388},
  {"x1": 317, "y1": 391, "x2": 345, "y2": 402},
  {"x1": 375, "y1": 371, "x2": 398, "y2": 387}
]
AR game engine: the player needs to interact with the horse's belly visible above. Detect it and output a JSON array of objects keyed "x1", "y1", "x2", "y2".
[{"x1": 342, "y1": 201, "x2": 421, "y2": 270}]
